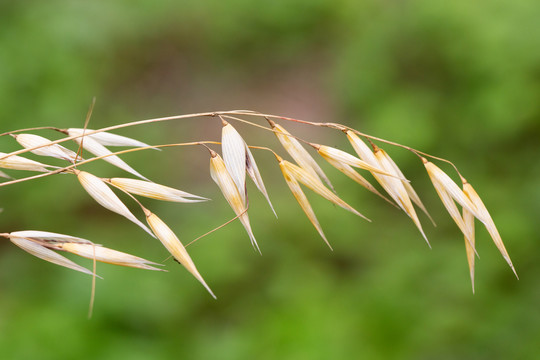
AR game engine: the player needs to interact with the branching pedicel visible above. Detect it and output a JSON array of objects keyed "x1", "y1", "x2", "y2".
[{"x1": 0, "y1": 110, "x2": 517, "y2": 298}]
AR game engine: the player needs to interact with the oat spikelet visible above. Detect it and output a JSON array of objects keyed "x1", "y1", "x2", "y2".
[
  {"x1": 68, "y1": 129, "x2": 149, "y2": 180},
  {"x1": 13, "y1": 133, "x2": 80, "y2": 162},
  {"x1": 75, "y1": 170, "x2": 155, "y2": 238},
  {"x1": 221, "y1": 121, "x2": 276, "y2": 216},
  {"x1": 463, "y1": 204, "x2": 476, "y2": 293},
  {"x1": 209, "y1": 150, "x2": 260, "y2": 253},
  {"x1": 144, "y1": 209, "x2": 216, "y2": 298},
  {"x1": 462, "y1": 179, "x2": 517, "y2": 278},
  {"x1": 347, "y1": 131, "x2": 408, "y2": 206},
  {"x1": 316, "y1": 151, "x2": 394, "y2": 205},
  {"x1": 245, "y1": 144, "x2": 277, "y2": 217},
  {"x1": 423, "y1": 166, "x2": 478, "y2": 255},
  {"x1": 108, "y1": 178, "x2": 208, "y2": 203},
  {"x1": 375, "y1": 148, "x2": 430, "y2": 246},
  {"x1": 69, "y1": 128, "x2": 159, "y2": 149},
  {"x1": 57, "y1": 243, "x2": 164, "y2": 271},
  {"x1": 10, "y1": 230, "x2": 93, "y2": 244},
  {"x1": 0, "y1": 152, "x2": 52, "y2": 172},
  {"x1": 383, "y1": 152, "x2": 435, "y2": 226},
  {"x1": 268, "y1": 119, "x2": 334, "y2": 192},
  {"x1": 316, "y1": 144, "x2": 399, "y2": 178},
  {"x1": 423, "y1": 160, "x2": 482, "y2": 220},
  {"x1": 279, "y1": 158, "x2": 370, "y2": 221},
  {"x1": 278, "y1": 157, "x2": 331, "y2": 249},
  {"x1": 10, "y1": 237, "x2": 97, "y2": 277},
  {"x1": 222, "y1": 121, "x2": 247, "y2": 205}
]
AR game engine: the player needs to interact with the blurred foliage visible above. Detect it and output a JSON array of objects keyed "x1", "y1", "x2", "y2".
[{"x1": 0, "y1": 0, "x2": 539, "y2": 359}]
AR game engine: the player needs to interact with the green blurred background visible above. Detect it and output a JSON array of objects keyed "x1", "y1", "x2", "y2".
[{"x1": 1, "y1": 1, "x2": 539, "y2": 359}]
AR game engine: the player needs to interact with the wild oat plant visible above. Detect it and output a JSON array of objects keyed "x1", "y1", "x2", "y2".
[{"x1": 0, "y1": 109, "x2": 517, "y2": 301}]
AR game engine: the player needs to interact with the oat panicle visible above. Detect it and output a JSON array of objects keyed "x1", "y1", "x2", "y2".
[{"x1": 1, "y1": 109, "x2": 517, "y2": 303}]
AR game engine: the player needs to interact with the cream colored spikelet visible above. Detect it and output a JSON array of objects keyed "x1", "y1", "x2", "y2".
[
  {"x1": 462, "y1": 179, "x2": 517, "y2": 278},
  {"x1": 9, "y1": 236, "x2": 97, "y2": 277},
  {"x1": 68, "y1": 128, "x2": 158, "y2": 149},
  {"x1": 423, "y1": 167, "x2": 478, "y2": 254},
  {"x1": 280, "y1": 159, "x2": 370, "y2": 221},
  {"x1": 68, "y1": 129, "x2": 149, "y2": 181},
  {"x1": 209, "y1": 150, "x2": 260, "y2": 253},
  {"x1": 108, "y1": 177, "x2": 208, "y2": 203},
  {"x1": 221, "y1": 122, "x2": 247, "y2": 205},
  {"x1": 13, "y1": 133, "x2": 80, "y2": 162},
  {"x1": 268, "y1": 119, "x2": 334, "y2": 192},
  {"x1": 316, "y1": 144, "x2": 399, "y2": 178},
  {"x1": 462, "y1": 202, "x2": 476, "y2": 293},
  {"x1": 145, "y1": 209, "x2": 216, "y2": 298},
  {"x1": 278, "y1": 157, "x2": 332, "y2": 249},
  {"x1": 379, "y1": 148, "x2": 434, "y2": 225},
  {"x1": 423, "y1": 160, "x2": 482, "y2": 221},
  {"x1": 75, "y1": 170, "x2": 155, "y2": 237},
  {"x1": 58, "y1": 243, "x2": 164, "y2": 271},
  {"x1": 0, "y1": 152, "x2": 52, "y2": 172},
  {"x1": 317, "y1": 153, "x2": 394, "y2": 204},
  {"x1": 221, "y1": 121, "x2": 276, "y2": 216},
  {"x1": 375, "y1": 148, "x2": 430, "y2": 246},
  {"x1": 10, "y1": 230, "x2": 93, "y2": 244}
]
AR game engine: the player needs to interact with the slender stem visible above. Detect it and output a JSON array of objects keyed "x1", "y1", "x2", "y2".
[
  {"x1": 221, "y1": 114, "x2": 315, "y2": 147},
  {"x1": 0, "y1": 108, "x2": 463, "y2": 177},
  {"x1": 220, "y1": 114, "x2": 273, "y2": 133},
  {"x1": 0, "y1": 110, "x2": 306, "y2": 160},
  {"x1": 226, "y1": 110, "x2": 320, "y2": 127},
  {"x1": 1, "y1": 111, "x2": 219, "y2": 160}
]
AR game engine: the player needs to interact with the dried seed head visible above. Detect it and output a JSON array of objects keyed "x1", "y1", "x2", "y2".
[
  {"x1": 221, "y1": 121, "x2": 276, "y2": 216},
  {"x1": 345, "y1": 131, "x2": 380, "y2": 167},
  {"x1": 222, "y1": 122, "x2": 247, "y2": 205},
  {"x1": 68, "y1": 129, "x2": 149, "y2": 181},
  {"x1": 13, "y1": 133, "x2": 80, "y2": 162},
  {"x1": 76, "y1": 170, "x2": 155, "y2": 238},
  {"x1": 279, "y1": 160, "x2": 331, "y2": 249},
  {"x1": 108, "y1": 178, "x2": 208, "y2": 203},
  {"x1": 9, "y1": 230, "x2": 93, "y2": 245},
  {"x1": 245, "y1": 144, "x2": 277, "y2": 217},
  {"x1": 380, "y1": 149, "x2": 435, "y2": 226},
  {"x1": 145, "y1": 210, "x2": 216, "y2": 298},
  {"x1": 462, "y1": 180, "x2": 517, "y2": 278},
  {"x1": 375, "y1": 149, "x2": 429, "y2": 246},
  {"x1": 424, "y1": 171, "x2": 478, "y2": 256},
  {"x1": 462, "y1": 202, "x2": 476, "y2": 293},
  {"x1": 68, "y1": 128, "x2": 158, "y2": 149},
  {"x1": 280, "y1": 159, "x2": 370, "y2": 221},
  {"x1": 423, "y1": 160, "x2": 482, "y2": 221},
  {"x1": 346, "y1": 132, "x2": 401, "y2": 200},
  {"x1": 270, "y1": 122, "x2": 334, "y2": 192},
  {"x1": 9, "y1": 236, "x2": 97, "y2": 277},
  {"x1": 0, "y1": 152, "x2": 52, "y2": 172},
  {"x1": 209, "y1": 151, "x2": 260, "y2": 253},
  {"x1": 317, "y1": 144, "x2": 398, "y2": 178},
  {"x1": 319, "y1": 153, "x2": 395, "y2": 205},
  {"x1": 58, "y1": 243, "x2": 164, "y2": 271}
]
